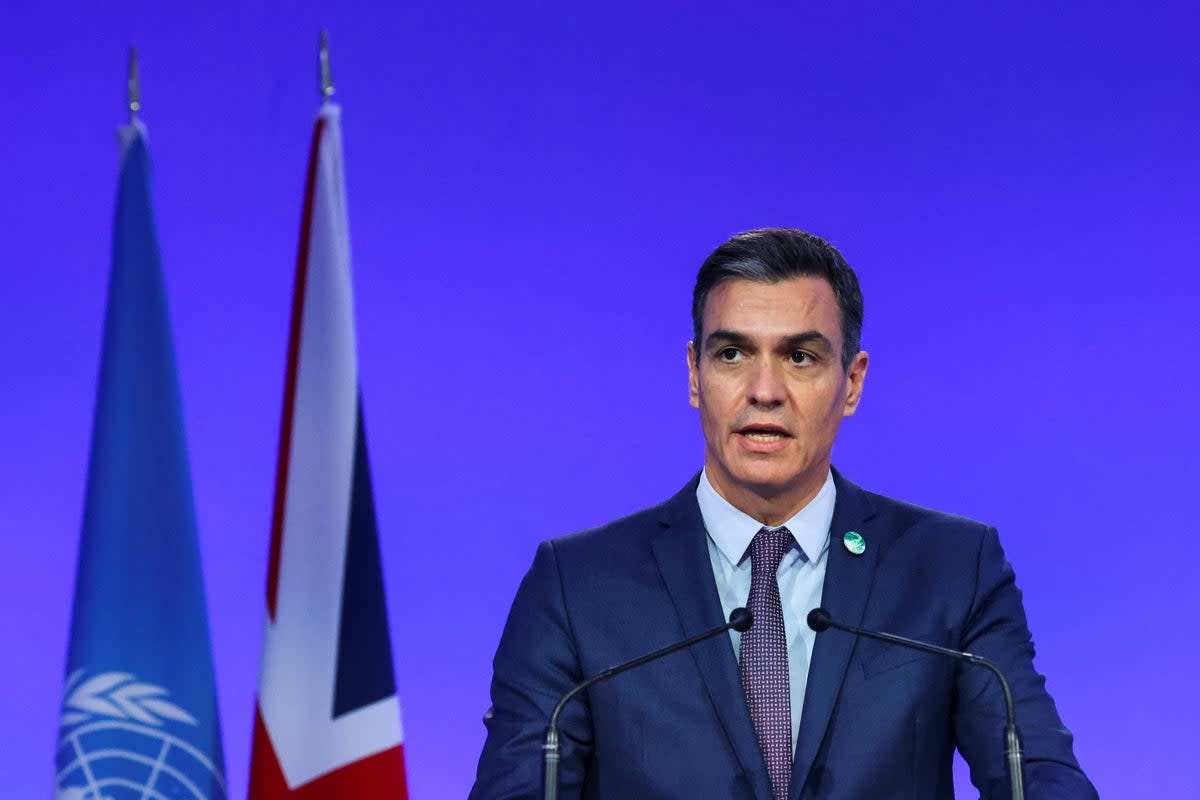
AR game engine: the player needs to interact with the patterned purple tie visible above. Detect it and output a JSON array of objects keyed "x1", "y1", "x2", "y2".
[{"x1": 740, "y1": 526, "x2": 794, "y2": 800}]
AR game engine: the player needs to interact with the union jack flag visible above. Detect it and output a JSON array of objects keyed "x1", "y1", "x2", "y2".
[{"x1": 248, "y1": 102, "x2": 409, "y2": 799}]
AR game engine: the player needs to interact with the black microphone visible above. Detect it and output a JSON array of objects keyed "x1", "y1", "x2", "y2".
[
  {"x1": 806, "y1": 608, "x2": 1024, "y2": 800},
  {"x1": 542, "y1": 608, "x2": 754, "y2": 800}
]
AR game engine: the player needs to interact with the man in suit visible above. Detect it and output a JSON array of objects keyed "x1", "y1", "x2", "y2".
[{"x1": 470, "y1": 229, "x2": 1096, "y2": 799}]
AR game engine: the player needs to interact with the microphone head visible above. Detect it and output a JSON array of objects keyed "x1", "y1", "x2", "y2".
[
  {"x1": 729, "y1": 607, "x2": 754, "y2": 632},
  {"x1": 807, "y1": 607, "x2": 833, "y2": 633}
]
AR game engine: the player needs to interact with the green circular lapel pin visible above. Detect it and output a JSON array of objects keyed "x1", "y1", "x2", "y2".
[{"x1": 842, "y1": 530, "x2": 866, "y2": 556}]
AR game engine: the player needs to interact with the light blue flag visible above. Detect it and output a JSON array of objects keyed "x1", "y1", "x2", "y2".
[{"x1": 54, "y1": 122, "x2": 226, "y2": 800}]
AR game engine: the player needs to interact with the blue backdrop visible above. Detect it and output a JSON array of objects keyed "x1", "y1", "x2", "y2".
[{"x1": 4, "y1": 2, "x2": 1198, "y2": 797}]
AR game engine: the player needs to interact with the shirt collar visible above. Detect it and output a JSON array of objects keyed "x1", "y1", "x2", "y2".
[{"x1": 697, "y1": 469, "x2": 836, "y2": 568}]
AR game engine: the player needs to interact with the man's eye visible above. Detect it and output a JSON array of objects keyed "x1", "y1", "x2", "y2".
[
  {"x1": 791, "y1": 351, "x2": 814, "y2": 364},
  {"x1": 718, "y1": 348, "x2": 742, "y2": 362}
]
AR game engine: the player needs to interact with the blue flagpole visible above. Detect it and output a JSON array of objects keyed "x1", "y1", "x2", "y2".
[{"x1": 55, "y1": 82, "x2": 226, "y2": 799}]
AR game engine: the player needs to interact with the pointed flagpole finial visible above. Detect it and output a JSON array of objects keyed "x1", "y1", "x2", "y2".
[
  {"x1": 319, "y1": 30, "x2": 335, "y2": 104},
  {"x1": 127, "y1": 46, "x2": 141, "y2": 122}
]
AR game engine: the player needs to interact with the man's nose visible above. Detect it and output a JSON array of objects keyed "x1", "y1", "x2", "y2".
[{"x1": 747, "y1": 360, "x2": 786, "y2": 407}]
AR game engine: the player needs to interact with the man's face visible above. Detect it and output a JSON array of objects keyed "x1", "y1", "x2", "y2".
[{"x1": 688, "y1": 276, "x2": 868, "y2": 521}]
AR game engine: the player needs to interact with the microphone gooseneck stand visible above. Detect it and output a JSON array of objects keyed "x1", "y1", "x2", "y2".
[
  {"x1": 542, "y1": 607, "x2": 754, "y2": 800},
  {"x1": 807, "y1": 608, "x2": 1024, "y2": 800}
]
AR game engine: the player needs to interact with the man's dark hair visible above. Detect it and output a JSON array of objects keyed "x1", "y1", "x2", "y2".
[{"x1": 691, "y1": 228, "x2": 864, "y2": 371}]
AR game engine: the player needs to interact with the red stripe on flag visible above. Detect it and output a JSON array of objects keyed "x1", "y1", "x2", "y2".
[
  {"x1": 266, "y1": 116, "x2": 327, "y2": 620},
  {"x1": 249, "y1": 707, "x2": 409, "y2": 799}
]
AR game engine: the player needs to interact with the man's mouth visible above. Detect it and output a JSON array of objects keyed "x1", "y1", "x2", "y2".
[{"x1": 736, "y1": 425, "x2": 792, "y2": 442}]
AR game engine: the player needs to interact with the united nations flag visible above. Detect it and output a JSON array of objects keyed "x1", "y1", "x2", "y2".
[
  {"x1": 55, "y1": 672, "x2": 225, "y2": 799},
  {"x1": 54, "y1": 112, "x2": 225, "y2": 799}
]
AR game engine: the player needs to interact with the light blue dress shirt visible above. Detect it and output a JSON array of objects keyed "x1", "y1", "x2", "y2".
[{"x1": 697, "y1": 469, "x2": 835, "y2": 753}]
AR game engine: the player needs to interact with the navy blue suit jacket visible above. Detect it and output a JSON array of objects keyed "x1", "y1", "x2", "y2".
[{"x1": 470, "y1": 472, "x2": 1096, "y2": 799}]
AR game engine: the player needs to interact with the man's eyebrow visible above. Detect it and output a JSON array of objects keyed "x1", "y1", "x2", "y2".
[
  {"x1": 779, "y1": 331, "x2": 833, "y2": 352},
  {"x1": 703, "y1": 330, "x2": 753, "y2": 351}
]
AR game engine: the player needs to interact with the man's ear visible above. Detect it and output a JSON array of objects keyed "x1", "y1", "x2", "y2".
[
  {"x1": 842, "y1": 350, "x2": 869, "y2": 417},
  {"x1": 687, "y1": 340, "x2": 700, "y2": 409}
]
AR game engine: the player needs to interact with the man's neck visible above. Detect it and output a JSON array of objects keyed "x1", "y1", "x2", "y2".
[{"x1": 704, "y1": 467, "x2": 830, "y2": 527}]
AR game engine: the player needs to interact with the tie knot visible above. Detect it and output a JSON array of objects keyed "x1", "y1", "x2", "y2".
[{"x1": 750, "y1": 526, "x2": 794, "y2": 571}]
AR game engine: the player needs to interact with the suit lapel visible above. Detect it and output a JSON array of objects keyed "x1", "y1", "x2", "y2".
[
  {"x1": 790, "y1": 471, "x2": 880, "y2": 799},
  {"x1": 650, "y1": 477, "x2": 774, "y2": 800}
]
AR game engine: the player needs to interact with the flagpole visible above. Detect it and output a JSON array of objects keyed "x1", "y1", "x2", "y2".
[
  {"x1": 250, "y1": 26, "x2": 409, "y2": 799},
  {"x1": 56, "y1": 41, "x2": 227, "y2": 800},
  {"x1": 319, "y1": 30, "x2": 335, "y2": 104},
  {"x1": 127, "y1": 46, "x2": 140, "y2": 123}
]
